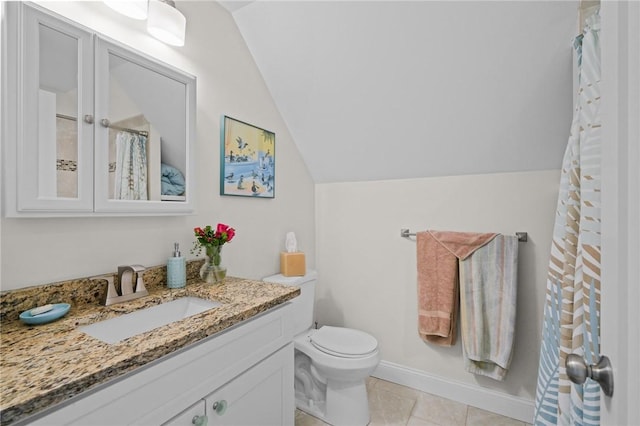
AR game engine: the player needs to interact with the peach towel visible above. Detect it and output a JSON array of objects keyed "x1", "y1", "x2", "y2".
[{"x1": 416, "y1": 230, "x2": 497, "y2": 346}]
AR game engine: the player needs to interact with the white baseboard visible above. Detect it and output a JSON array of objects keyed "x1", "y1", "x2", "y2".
[{"x1": 372, "y1": 360, "x2": 534, "y2": 424}]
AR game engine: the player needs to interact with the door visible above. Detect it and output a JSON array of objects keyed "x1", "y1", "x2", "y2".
[
  {"x1": 93, "y1": 36, "x2": 196, "y2": 214},
  {"x1": 205, "y1": 345, "x2": 294, "y2": 426},
  {"x1": 600, "y1": 1, "x2": 640, "y2": 425},
  {"x1": 17, "y1": 3, "x2": 94, "y2": 212}
]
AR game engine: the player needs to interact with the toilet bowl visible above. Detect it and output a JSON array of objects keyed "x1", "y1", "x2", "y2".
[
  {"x1": 263, "y1": 271, "x2": 380, "y2": 426},
  {"x1": 295, "y1": 326, "x2": 380, "y2": 425}
]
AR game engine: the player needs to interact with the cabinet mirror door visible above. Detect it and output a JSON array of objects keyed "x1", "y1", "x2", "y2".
[
  {"x1": 94, "y1": 37, "x2": 195, "y2": 213},
  {"x1": 19, "y1": 5, "x2": 94, "y2": 211}
]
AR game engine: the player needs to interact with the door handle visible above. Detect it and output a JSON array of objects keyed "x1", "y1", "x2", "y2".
[{"x1": 566, "y1": 354, "x2": 614, "y2": 397}]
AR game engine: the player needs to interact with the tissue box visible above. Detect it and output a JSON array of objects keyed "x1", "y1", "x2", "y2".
[{"x1": 280, "y1": 252, "x2": 306, "y2": 276}]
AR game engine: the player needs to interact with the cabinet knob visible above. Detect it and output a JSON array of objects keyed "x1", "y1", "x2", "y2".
[
  {"x1": 212, "y1": 399, "x2": 227, "y2": 415},
  {"x1": 83, "y1": 114, "x2": 94, "y2": 124},
  {"x1": 100, "y1": 118, "x2": 111, "y2": 128},
  {"x1": 191, "y1": 415, "x2": 208, "y2": 426}
]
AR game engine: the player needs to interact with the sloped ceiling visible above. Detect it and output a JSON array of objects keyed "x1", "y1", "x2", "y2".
[{"x1": 223, "y1": 1, "x2": 578, "y2": 183}]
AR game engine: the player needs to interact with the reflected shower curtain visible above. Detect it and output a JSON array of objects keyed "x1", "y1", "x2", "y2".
[
  {"x1": 114, "y1": 131, "x2": 148, "y2": 200},
  {"x1": 534, "y1": 11, "x2": 601, "y2": 426}
]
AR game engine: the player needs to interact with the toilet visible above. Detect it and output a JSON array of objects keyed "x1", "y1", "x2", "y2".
[{"x1": 263, "y1": 271, "x2": 380, "y2": 426}]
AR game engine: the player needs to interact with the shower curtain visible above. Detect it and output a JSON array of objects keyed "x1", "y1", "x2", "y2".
[
  {"x1": 114, "y1": 130, "x2": 148, "y2": 200},
  {"x1": 534, "y1": 11, "x2": 601, "y2": 426}
]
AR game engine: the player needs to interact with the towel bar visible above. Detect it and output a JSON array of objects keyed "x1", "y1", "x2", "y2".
[{"x1": 400, "y1": 229, "x2": 528, "y2": 242}]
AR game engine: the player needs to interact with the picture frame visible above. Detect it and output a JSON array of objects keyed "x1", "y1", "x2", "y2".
[{"x1": 220, "y1": 116, "x2": 275, "y2": 198}]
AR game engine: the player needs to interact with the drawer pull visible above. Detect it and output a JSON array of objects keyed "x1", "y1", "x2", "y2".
[
  {"x1": 212, "y1": 400, "x2": 227, "y2": 416},
  {"x1": 191, "y1": 415, "x2": 208, "y2": 426}
]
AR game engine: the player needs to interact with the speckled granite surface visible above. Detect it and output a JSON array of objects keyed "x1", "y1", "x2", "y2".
[{"x1": 0, "y1": 261, "x2": 299, "y2": 425}]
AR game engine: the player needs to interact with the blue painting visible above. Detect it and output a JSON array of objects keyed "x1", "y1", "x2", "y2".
[{"x1": 220, "y1": 116, "x2": 275, "y2": 198}]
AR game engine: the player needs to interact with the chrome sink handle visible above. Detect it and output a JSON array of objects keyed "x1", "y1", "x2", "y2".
[
  {"x1": 130, "y1": 264, "x2": 147, "y2": 294},
  {"x1": 89, "y1": 274, "x2": 118, "y2": 305}
]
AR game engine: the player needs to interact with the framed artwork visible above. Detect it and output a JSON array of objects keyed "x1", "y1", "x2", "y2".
[{"x1": 220, "y1": 116, "x2": 275, "y2": 198}]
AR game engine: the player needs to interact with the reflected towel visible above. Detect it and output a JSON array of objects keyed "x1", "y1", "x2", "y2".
[
  {"x1": 161, "y1": 163, "x2": 186, "y2": 196},
  {"x1": 416, "y1": 231, "x2": 497, "y2": 346},
  {"x1": 114, "y1": 131, "x2": 148, "y2": 200},
  {"x1": 459, "y1": 235, "x2": 519, "y2": 380}
]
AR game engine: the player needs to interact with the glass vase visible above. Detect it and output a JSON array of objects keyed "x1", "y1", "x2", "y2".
[{"x1": 199, "y1": 245, "x2": 227, "y2": 284}]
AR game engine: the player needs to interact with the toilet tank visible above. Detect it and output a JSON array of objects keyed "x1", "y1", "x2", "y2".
[{"x1": 263, "y1": 270, "x2": 317, "y2": 336}]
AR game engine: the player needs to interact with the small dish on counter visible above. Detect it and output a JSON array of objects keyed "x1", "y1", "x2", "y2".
[{"x1": 19, "y1": 303, "x2": 71, "y2": 325}]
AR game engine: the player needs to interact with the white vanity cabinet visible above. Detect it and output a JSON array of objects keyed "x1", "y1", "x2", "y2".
[
  {"x1": 164, "y1": 346, "x2": 292, "y2": 426},
  {"x1": 24, "y1": 304, "x2": 295, "y2": 426},
  {"x1": 1, "y1": 2, "x2": 196, "y2": 217}
]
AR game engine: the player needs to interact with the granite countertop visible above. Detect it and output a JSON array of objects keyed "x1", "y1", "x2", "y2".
[{"x1": 0, "y1": 262, "x2": 299, "y2": 425}]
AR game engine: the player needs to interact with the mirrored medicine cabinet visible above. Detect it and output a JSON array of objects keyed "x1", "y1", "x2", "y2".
[{"x1": 2, "y1": 2, "x2": 196, "y2": 217}]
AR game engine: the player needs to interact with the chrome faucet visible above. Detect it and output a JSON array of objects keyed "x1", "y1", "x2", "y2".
[{"x1": 91, "y1": 265, "x2": 149, "y2": 306}]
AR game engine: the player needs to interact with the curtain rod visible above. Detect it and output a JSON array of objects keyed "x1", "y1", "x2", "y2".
[
  {"x1": 100, "y1": 119, "x2": 149, "y2": 137},
  {"x1": 56, "y1": 113, "x2": 77, "y2": 121},
  {"x1": 106, "y1": 124, "x2": 149, "y2": 137},
  {"x1": 55, "y1": 114, "x2": 149, "y2": 137},
  {"x1": 400, "y1": 229, "x2": 528, "y2": 242}
]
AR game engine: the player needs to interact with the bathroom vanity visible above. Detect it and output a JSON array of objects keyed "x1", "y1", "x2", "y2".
[
  {"x1": 0, "y1": 266, "x2": 299, "y2": 425},
  {"x1": 30, "y1": 305, "x2": 293, "y2": 426}
]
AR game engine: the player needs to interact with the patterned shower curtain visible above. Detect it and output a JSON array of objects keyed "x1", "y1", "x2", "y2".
[
  {"x1": 534, "y1": 11, "x2": 601, "y2": 426},
  {"x1": 114, "y1": 130, "x2": 148, "y2": 200}
]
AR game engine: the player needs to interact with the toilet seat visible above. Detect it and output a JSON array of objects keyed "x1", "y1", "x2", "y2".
[{"x1": 310, "y1": 326, "x2": 378, "y2": 358}]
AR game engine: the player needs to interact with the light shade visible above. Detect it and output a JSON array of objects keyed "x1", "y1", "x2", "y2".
[
  {"x1": 104, "y1": 0, "x2": 148, "y2": 20},
  {"x1": 147, "y1": 0, "x2": 186, "y2": 47}
]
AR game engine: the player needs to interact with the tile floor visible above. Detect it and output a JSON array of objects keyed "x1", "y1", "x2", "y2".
[{"x1": 295, "y1": 377, "x2": 532, "y2": 426}]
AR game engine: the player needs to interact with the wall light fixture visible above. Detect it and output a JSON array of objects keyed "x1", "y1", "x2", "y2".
[
  {"x1": 104, "y1": 0, "x2": 148, "y2": 20},
  {"x1": 103, "y1": 0, "x2": 186, "y2": 47},
  {"x1": 147, "y1": 0, "x2": 186, "y2": 47}
]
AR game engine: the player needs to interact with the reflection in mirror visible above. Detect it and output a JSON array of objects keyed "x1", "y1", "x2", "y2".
[
  {"x1": 106, "y1": 52, "x2": 187, "y2": 201},
  {"x1": 38, "y1": 23, "x2": 79, "y2": 198}
]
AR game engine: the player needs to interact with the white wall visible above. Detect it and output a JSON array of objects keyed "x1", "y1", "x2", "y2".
[
  {"x1": 0, "y1": 1, "x2": 315, "y2": 290},
  {"x1": 315, "y1": 170, "x2": 559, "y2": 419},
  {"x1": 233, "y1": 1, "x2": 577, "y2": 183}
]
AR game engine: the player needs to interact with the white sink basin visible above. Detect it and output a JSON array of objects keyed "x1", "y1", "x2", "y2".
[{"x1": 79, "y1": 297, "x2": 221, "y2": 344}]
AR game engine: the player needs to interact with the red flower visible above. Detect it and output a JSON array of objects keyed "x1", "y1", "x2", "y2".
[{"x1": 191, "y1": 223, "x2": 236, "y2": 255}]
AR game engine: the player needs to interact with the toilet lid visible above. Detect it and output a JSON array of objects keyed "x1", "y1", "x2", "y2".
[{"x1": 310, "y1": 326, "x2": 378, "y2": 358}]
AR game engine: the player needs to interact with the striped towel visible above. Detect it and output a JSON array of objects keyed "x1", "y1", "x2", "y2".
[{"x1": 459, "y1": 235, "x2": 519, "y2": 381}]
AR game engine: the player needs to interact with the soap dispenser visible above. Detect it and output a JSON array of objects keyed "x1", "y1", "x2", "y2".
[{"x1": 167, "y1": 242, "x2": 186, "y2": 288}]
